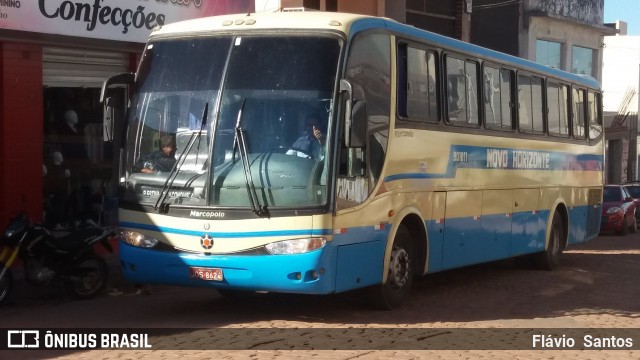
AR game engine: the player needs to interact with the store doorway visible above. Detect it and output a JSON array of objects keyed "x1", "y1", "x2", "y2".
[{"x1": 42, "y1": 87, "x2": 114, "y2": 228}]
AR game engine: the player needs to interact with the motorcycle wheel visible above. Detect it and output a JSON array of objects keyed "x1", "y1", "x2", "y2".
[
  {"x1": 0, "y1": 263, "x2": 13, "y2": 305},
  {"x1": 65, "y1": 256, "x2": 108, "y2": 299}
]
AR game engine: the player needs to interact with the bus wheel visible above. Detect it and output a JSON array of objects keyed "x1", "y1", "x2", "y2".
[
  {"x1": 370, "y1": 225, "x2": 414, "y2": 310},
  {"x1": 534, "y1": 211, "x2": 564, "y2": 270}
]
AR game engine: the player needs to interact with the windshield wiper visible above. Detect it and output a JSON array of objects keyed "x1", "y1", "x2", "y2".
[
  {"x1": 233, "y1": 99, "x2": 269, "y2": 218},
  {"x1": 155, "y1": 103, "x2": 209, "y2": 213}
]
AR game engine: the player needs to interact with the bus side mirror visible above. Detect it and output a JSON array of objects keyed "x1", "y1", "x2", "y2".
[
  {"x1": 101, "y1": 73, "x2": 134, "y2": 142},
  {"x1": 102, "y1": 96, "x2": 123, "y2": 141},
  {"x1": 340, "y1": 79, "x2": 367, "y2": 148},
  {"x1": 100, "y1": 73, "x2": 134, "y2": 103}
]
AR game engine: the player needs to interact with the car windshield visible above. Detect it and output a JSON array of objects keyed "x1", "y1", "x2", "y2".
[
  {"x1": 603, "y1": 187, "x2": 621, "y2": 202},
  {"x1": 122, "y1": 34, "x2": 342, "y2": 209},
  {"x1": 626, "y1": 186, "x2": 640, "y2": 198}
]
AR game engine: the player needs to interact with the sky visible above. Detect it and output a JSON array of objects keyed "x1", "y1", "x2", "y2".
[{"x1": 605, "y1": 0, "x2": 640, "y2": 35}]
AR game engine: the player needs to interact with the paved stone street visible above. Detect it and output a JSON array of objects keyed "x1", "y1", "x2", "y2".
[{"x1": 1, "y1": 231, "x2": 639, "y2": 359}]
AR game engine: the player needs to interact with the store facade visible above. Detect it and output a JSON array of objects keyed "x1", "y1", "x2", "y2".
[{"x1": 0, "y1": 0, "x2": 253, "y2": 227}]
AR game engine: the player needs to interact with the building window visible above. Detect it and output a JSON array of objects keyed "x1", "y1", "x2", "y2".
[
  {"x1": 536, "y1": 40, "x2": 562, "y2": 69},
  {"x1": 572, "y1": 46, "x2": 596, "y2": 77}
]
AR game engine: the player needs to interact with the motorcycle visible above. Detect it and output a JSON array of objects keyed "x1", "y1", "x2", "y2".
[{"x1": 0, "y1": 213, "x2": 115, "y2": 304}]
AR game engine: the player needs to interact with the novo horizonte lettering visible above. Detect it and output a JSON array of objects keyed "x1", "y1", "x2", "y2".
[{"x1": 38, "y1": 0, "x2": 165, "y2": 34}]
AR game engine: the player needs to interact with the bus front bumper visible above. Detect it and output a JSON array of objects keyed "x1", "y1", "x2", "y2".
[{"x1": 118, "y1": 241, "x2": 336, "y2": 294}]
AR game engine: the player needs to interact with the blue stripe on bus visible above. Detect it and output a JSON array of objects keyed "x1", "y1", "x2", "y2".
[
  {"x1": 118, "y1": 204, "x2": 599, "y2": 293},
  {"x1": 384, "y1": 145, "x2": 603, "y2": 182},
  {"x1": 119, "y1": 221, "x2": 332, "y2": 238}
]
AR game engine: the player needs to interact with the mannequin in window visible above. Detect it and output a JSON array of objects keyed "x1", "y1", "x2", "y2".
[{"x1": 44, "y1": 151, "x2": 71, "y2": 228}]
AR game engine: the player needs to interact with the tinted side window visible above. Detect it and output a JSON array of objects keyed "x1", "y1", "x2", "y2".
[
  {"x1": 402, "y1": 46, "x2": 439, "y2": 122},
  {"x1": 517, "y1": 74, "x2": 544, "y2": 133},
  {"x1": 483, "y1": 66, "x2": 513, "y2": 129},
  {"x1": 588, "y1": 91, "x2": 603, "y2": 140},
  {"x1": 547, "y1": 82, "x2": 570, "y2": 136},
  {"x1": 446, "y1": 56, "x2": 480, "y2": 125},
  {"x1": 343, "y1": 33, "x2": 391, "y2": 203},
  {"x1": 573, "y1": 88, "x2": 586, "y2": 139}
]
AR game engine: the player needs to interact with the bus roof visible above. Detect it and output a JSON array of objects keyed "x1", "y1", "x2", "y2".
[
  {"x1": 151, "y1": 11, "x2": 599, "y2": 90},
  {"x1": 151, "y1": 11, "x2": 375, "y2": 38}
]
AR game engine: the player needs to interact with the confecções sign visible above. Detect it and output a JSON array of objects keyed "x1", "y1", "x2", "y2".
[{"x1": 38, "y1": 0, "x2": 165, "y2": 34}]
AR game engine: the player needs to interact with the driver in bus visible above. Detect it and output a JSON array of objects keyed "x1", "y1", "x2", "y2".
[
  {"x1": 286, "y1": 115, "x2": 325, "y2": 159},
  {"x1": 133, "y1": 134, "x2": 177, "y2": 173}
]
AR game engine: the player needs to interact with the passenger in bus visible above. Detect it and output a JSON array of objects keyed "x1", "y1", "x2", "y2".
[
  {"x1": 133, "y1": 135, "x2": 177, "y2": 173},
  {"x1": 286, "y1": 115, "x2": 325, "y2": 159}
]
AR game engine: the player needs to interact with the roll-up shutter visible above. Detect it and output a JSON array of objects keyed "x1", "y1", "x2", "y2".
[{"x1": 43, "y1": 47, "x2": 129, "y2": 88}]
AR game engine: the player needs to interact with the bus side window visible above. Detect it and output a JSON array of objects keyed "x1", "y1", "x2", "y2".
[
  {"x1": 446, "y1": 56, "x2": 479, "y2": 125},
  {"x1": 517, "y1": 74, "x2": 544, "y2": 133},
  {"x1": 547, "y1": 82, "x2": 570, "y2": 136},
  {"x1": 587, "y1": 91, "x2": 603, "y2": 140},
  {"x1": 483, "y1": 66, "x2": 513, "y2": 129},
  {"x1": 338, "y1": 32, "x2": 391, "y2": 209},
  {"x1": 572, "y1": 88, "x2": 586, "y2": 139},
  {"x1": 402, "y1": 45, "x2": 439, "y2": 123}
]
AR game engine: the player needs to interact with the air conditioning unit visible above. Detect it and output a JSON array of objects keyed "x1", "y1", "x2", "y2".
[{"x1": 281, "y1": 7, "x2": 315, "y2": 12}]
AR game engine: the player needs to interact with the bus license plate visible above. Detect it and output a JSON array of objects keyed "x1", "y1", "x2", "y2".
[{"x1": 190, "y1": 267, "x2": 223, "y2": 281}]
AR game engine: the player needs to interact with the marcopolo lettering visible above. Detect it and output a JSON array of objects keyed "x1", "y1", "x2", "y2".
[
  {"x1": 38, "y1": 0, "x2": 165, "y2": 34},
  {"x1": 190, "y1": 210, "x2": 225, "y2": 218}
]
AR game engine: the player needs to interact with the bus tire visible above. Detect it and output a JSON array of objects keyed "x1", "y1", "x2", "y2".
[
  {"x1": 534, "y1": 211, "x2": 564, "y2": 270},
  {"x1": 370, "y1": 225, "x2": 414, "y2": 310}
]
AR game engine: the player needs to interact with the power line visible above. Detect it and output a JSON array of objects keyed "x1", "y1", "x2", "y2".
[{"x1": 474, "y1": 0, "x2": 521, "y2": 10}]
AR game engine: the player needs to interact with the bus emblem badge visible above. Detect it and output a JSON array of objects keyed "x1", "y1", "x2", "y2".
[{"x1": 201, "y1": 234, "x2": 214, "y2": 249}]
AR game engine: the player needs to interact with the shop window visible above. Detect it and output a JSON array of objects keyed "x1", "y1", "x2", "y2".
[{"x1": 43, "y1": 87, "x2": 115, "y2": 228}]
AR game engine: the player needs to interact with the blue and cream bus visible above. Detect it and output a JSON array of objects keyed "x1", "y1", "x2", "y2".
[{"x1": 102, "y1": 11, "x2": 603, "y2": 309}]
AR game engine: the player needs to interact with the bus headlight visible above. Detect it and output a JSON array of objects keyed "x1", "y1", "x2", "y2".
[
  {"x1": 265, "y1": 237, "x2": 326, "y2": 255},
  {"x1": 121, "y1": 231, "x2": 159, "y2": 248}
]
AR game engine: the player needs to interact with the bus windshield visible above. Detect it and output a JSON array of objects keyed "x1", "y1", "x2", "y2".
[{"x1": 122, "y1": 35, "x2": 342, "y2": 209}]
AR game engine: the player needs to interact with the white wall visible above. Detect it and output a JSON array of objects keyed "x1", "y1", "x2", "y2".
[{"x1": 602, "y1": 36, "x2": 640, "y2": 114}]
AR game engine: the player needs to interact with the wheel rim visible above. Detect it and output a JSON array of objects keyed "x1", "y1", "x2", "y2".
[
  {"x1": 389, "y1": 246, "x2": 410, "y2": 291},
  {"x1": 73, "y1": 259, "x2": 105, "y2": 296}
]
